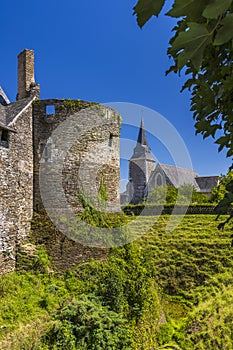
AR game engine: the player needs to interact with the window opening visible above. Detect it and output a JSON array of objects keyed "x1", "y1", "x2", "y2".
[
  {"x1": 0, "y1": 129, "x2": 9, "y2": 148},
  {"x1": 157, "y1": 174, "x2": 162, "y2": 186},
  {"x1": 46, "y1": 105, "x2": 55, "y2": 115},
  {"x1": 109, "y1": 134, "x2": 113, "y2": 147}
]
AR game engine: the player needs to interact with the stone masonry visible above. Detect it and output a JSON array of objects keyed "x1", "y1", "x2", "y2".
[{"x1": 0, "y1": 49, "x2": 121, "y2": 273}]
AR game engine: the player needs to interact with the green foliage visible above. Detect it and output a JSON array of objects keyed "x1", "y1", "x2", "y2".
[
  {"x1": 62, "y1": 99, "x2": 97, "y2": 111},
  {"x1": 203, "y1": 0, "x2": 232, "y2": 19},
  {"x1": 147, "y1": 184, "x2": 209, "y2": 205},
  {"x1": 133, "y1": 0, "x2": 233, "y2": 155},
  {"x1": 133, "y1": 215, "x2": 233, "y2": 301},
  {"x1": 78, "y1": 243, "x2": 160, "y2": 321},
  {"x1": 133, "y1": 0, "x2": 166, "y2": 27},
  {"x1": 165, "y1": 185, "x2": 178, "y2": 204},
  {"x1": 78, "y1": 184, "x2": 127, "y2": 229},
  {"x1": 174, "y1": 282, "x2": 233, "y2": 349},
  {"x1": 147, "y1": 185, "x2": 167, "y2": 204},
  {"x1": 147, "y1": 185, "x2": 178, "y2": 205},
  {"x1": 133, "y1": 0, "x2": 233, "y2": 221},
  {"x1": 171, "y1": 22, "x2": 212, "y2": 70},
  {"x1": 97, "y1": 175, "x2": 108, "y2": 204},
  {"x1": 209, "y1": 171, "x2": 233, "y2": 229},
  {"x1": 210, "y1": 171, "x2": 233, "y2": 203},
  {"x1": 43, "y1": 295, "x2": 132, "y2": 350},
  {"x1": 32, "y1": 247, "x2": 52, "y2": 273},
  {"x1": 2, "y1": 215, "x2": 233, "y2": 348}
]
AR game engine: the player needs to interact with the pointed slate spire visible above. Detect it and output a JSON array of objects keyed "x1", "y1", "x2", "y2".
[{"x1": 137, "y1": 118, "x2": 149, "y2": 146}]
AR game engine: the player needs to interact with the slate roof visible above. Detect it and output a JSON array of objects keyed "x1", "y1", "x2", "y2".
[
  {"x1": 131, "y1": 118, "x2": 156, "y2": 162},
  {"x1": 0, "y1": 97, "x2": 33, "y2": 132},
  {"x1": 195, "y1": 176, "x2": 219, "y2": 192},
  {"x1": 0, "y1": 86, "x2": 10, "y2": 106},
  {"x1": 131, "y1": 144, "x2": 156, "y2": 161},
  {"x1": 137, "y1": 119, "x2": 149, "y2": 147},
  {"x1": 157, "y1": 164, "x2": 199, "y2": 188},
  {"x1": 5, "y1": 97, "x2": 32, "y2": 124}
]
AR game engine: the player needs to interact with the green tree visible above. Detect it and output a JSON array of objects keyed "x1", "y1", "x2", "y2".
[
  {"x1": 211, "y1": 170, "x2": 233, "y2": 203},
  {"x1": 133, "y1": 0, "x2": 233, "y2": 223},
  {"x1": 133, "y1": 0, "x2": 233, "y2": 157},
  {"x1": 147, "y1": 185, "x2": 167, "y2": 204},
  {"x1": 179, "y1": 183, "x2": 209, "y2": 204},
  {"x1": 147, "y1": 184, "x2": 209, "y2": 205}
]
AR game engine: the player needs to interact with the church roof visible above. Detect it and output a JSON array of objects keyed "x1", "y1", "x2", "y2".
[
  {"x1": 137, "y1": 119, "x2": 148, "y2": 146},
  {"x1": 157, "y1": 163, "x2": 199, "y2": 188},
  {"x1": 195, "y1": 176, "x2": 219, "y2": 192},
  {"x1": 130, "y1": 118, "x2": 156, "y2": 162}
]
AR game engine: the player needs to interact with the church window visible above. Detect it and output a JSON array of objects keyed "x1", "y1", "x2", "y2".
[
  {"x1": 0, "y1": 128, "x2": 9, "y2": 148},
  {"x1": 46, "y1": 105, "x2": 55, "y2": 115},
  {"x1": 156, "y1": 174, "x2": 162, "y2": 186}
]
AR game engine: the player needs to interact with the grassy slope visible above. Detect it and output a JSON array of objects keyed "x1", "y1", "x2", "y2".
[
  {"x1": 0, "y1": 214, "x2": 233, "y2": 349},
  {"x1": 134, "y1": 215, "x2": 233, "y2": 349}
]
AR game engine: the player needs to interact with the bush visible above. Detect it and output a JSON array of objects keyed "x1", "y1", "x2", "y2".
[
  {"x1": 42, "y1": 294, "x2": 132, "y2": 350},
  {"x1": 210, "y1": 171, "x2": 233, "y2": 203},
  {"x1": 147, "y1": 184, "x2": 209, "y2": 206}
]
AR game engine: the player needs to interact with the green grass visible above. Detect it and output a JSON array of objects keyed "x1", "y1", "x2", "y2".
[
  {"x1": 133, "y1": 215, "x2": 233, "y2": 349},
  {"x1": 0, "y1": 214, "x2": 233, "y2": 349},
  {"x1": 137, "y1": 215, "x2": 233, "y2": 298}
]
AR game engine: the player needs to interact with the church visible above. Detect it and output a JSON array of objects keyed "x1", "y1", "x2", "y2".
[{"x1": 121, "y1": 119, "x2": 219, "y2": 204}]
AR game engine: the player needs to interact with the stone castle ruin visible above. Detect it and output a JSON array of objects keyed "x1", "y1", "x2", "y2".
[{"x1": 0, "y1": 49, "x2": 121, "y2": 273}]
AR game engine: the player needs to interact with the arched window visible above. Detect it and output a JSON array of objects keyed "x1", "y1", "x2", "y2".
[{"x1": 156, "y1": 174, "x2": 162, "y2": 186}]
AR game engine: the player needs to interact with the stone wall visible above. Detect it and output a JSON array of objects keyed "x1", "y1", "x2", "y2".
[
  {"x1": 30, "y1": 210, "x2": 108, "y2": 272},
  {"x1": 33, "y1": 99, "x2": 121, "y2": 214},
  {"x1": 31, "y1": 99, "x2": 121, "y2": 265},
  {"x1": 129, "y1": 159, "x2": 147, "y2": 204},
  {"x1": 0, "y1": 97, "x2": 121, "y2": 274},
  {"x1": 0, "y1": 48, "x2": 122, "y2": 274},
  {"x1": 0, "y1": 103, "x2": 33, "y2": 273}
]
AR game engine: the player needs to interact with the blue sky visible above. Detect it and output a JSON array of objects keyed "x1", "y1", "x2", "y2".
[{"x1": 0, "y1": 0, "x2": 231, "y2": 190}]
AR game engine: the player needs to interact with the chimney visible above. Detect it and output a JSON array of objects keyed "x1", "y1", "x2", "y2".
[{"x1": 17, "y1": 49, "x2": 39, "y2": 100}]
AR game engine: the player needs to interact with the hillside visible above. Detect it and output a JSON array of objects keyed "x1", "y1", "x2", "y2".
[{"x1": 0, "y1": 214, "x2": 233, "y2": 349}]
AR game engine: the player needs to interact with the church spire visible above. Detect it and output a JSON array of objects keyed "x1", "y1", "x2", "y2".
[
  {"x1": 137, "y1": 118, "x2": 149, "y2": 146},
  {"x1": 128, "y1": 118, "x2": 156, "y2": 204}
]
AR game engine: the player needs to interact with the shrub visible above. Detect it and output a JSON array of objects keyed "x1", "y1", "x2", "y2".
[{"x1": 42, "y1": 294, "x2": 132, "y2": 350}]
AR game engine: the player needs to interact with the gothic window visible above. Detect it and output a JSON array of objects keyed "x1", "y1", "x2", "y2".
[
  {"x1": 156, "y1": 174, "x2": 162, "y2": 186},
  {"x1": 0, "y1": 128, "x2": 9, "y2": 148}
]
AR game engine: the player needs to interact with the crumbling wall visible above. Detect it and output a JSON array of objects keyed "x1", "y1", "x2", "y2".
[
  {"x1": 33, "y1": 99, "x2": 120, "y2": 213},
  {"x1": 31, "y1": 99, "x2": 121, "y2": 267},
  {"x1": 0, "y1": 104, "x2": 33, "y2": 273}
]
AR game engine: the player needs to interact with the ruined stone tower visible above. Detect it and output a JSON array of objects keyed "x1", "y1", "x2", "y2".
[
  {"x1": 128, "y1": 119, "x2": 156, "y2": 204},
  {"x1": 0, "y1": 49, "x2": 121, "y2": 273}
]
